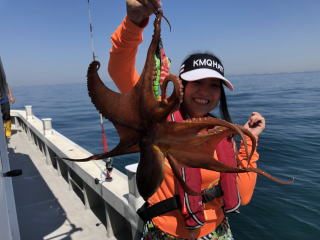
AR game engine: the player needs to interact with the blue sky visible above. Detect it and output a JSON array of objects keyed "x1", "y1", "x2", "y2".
[{"x1": 1, "y1": 0, "x2": 320, "y2": 86}]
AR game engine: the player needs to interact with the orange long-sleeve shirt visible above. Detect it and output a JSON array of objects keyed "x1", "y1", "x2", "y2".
[{"x1": 109, "y1": 16, "x2": 259, "y2": 239}]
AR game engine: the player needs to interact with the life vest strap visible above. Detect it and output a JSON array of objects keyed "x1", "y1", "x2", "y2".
[
  {"x1": 137, "y1": 195, "x2": 180, "y2": 222},
  {"x1": 202, "y1": 185, "x2": 223, "y2": 204},
  {"x1": 137, "y1": 185, "x2": 222, "y2": 222}
]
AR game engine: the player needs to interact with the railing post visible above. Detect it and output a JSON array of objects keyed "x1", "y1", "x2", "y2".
[
  {"x1": 55, "y1": 157, "x2": 62, "y2": 177},
  {"x1": 24, "y1": 106, "x2": 33, "y2": 141},
  {"x1": 105, "y1": 202, "x2": 115, "y2": 238},
  {"x1": 43, "y1": 145, "x2": 52, "y2": 166},
  {"x1": 83, "y1": 184, "x2": 90, "y2": 210},
  {"x1": 11, "y1": 116, "x2": 20, "y2": 131},
  {"x1": 125, "y1": 163, "x2": 144, "y2": 239},
  {"x1": 125, "y1": 163, "x2": 140, "y2": 209},
  {"x1": 67, "y1": 170, "x2": 73, "y2": 191},
  {"x1": 41, "y1": 118, "x2": 53, "y2": 165},
  {"x1": 42, "y1": 118, "x2": 53, "y2": 136},
  {"x1": 25, "y1": 105, "x2": 33, "y2": 120}
]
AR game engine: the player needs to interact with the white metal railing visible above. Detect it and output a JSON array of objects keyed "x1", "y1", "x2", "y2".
[{"x1": 11, "y1": 107, "x2": 144, "y2": 239}]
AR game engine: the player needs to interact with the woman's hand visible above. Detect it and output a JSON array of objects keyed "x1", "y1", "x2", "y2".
[
  {"x1": 10, "y1": 96, "x2": 15, "y2": 104},
  {"x1": 126, "y1": 0, "x2": 162, "y2": 27},
  {"x1": 243, "y1": 112, "x2": 265, "y2": 137}
]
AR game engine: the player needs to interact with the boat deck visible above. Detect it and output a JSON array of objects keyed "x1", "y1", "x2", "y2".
[{"x1": 8, "y1": 128, "x2": 108, "y2": 240}]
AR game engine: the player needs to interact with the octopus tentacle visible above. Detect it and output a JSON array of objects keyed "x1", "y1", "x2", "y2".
[
  {"x1": 160, "y1": 74, "x2": 183, "y2": 104},
  {"x1": 245, "y1": 167, "x2": 294, "y2": 184},
  {"x1": 166, "y1": 153, "x2": 201, "y2": 196},
  {"x1": 154, "y1": 118, "x2": 254, "y2": 163},
  {"x1": 232, "y1": 125, "x2": 257, "y2": 165},
  {"x1": 152, "y1": 74, "x2": 183, "y2": 121},
  {"x1": 136, "y1": 0, "x2": 171, "y2": 31},
  {"x1": 87, "y1": 61, "x2": 142, "y2": 131},
  {"x1": 137, "y1": 141, "x2": 165, "y2": 200},
  {"x1": 63, "y1": 142, "x2": 140, "y2": 162}
]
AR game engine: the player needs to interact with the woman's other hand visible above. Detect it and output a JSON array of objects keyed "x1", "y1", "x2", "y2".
[
  {"x1": 243, "y1": 112, "x2": 266, "y2": 137},
  {"x1": 126, "y1": 0, "x2": 162, "y2": 26}
]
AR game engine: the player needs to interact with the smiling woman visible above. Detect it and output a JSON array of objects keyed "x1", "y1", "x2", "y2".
[
  {"x1": 104, "y1": 0, "x2": 267, "y2": 239},
  {"x1": 178, "y1": 53, "x2": 232, "y2": 120}
]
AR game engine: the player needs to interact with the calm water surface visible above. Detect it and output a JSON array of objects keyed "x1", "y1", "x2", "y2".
[{"x1": 13, "y1": 71, "x2": 320, "y2": 239}]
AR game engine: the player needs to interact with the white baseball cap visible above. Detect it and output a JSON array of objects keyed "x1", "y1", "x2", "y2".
[{"x1": 179, "y1": 53, "x2": 234, "y2": 91}]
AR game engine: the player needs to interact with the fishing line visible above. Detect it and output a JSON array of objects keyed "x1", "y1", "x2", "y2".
[
  {"x1": 87, "y1": 0, "x2": 96, "y2": 61},
  {"x1": 86, "y1": 0, "x2": 112, "y2": 181}
]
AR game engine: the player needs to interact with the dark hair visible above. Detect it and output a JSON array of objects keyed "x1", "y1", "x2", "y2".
[
  {"x1": 219, "y1": 83, "x2": 233, "y2": 123},
  {"x1": 180, "y1": 52, "x2": 233, "y2": 123}
]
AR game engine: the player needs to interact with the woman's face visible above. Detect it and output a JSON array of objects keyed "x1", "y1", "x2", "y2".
[{"x1": 182, "y1": 78, "x2": 221, "y2": 118}]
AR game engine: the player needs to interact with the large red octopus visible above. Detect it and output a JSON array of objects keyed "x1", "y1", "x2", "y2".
[{"x1": 65, "y1": 11, "x2": 292, "y2": 200}]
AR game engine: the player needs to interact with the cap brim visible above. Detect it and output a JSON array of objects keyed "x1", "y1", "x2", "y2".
[{"x1": 180, "y1": 68, "x2": 234, "y2": 91}]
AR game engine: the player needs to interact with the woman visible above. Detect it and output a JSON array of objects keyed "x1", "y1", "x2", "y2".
[{"x1": 108, "y1": 0, "x2": 265, "y2": 239}]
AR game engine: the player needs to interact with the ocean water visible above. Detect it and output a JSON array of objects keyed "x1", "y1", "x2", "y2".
[{"x1": 12, "y1": 71, "x2": 320, "y2": 239}]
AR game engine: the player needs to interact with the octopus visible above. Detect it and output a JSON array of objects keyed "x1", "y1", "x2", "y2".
[{"x1": 64, "y1": 11, "x2": 293, "y2": 201}]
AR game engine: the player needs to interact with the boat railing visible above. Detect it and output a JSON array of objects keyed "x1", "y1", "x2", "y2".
[{"x1": 11, "y1": 106, "x2": 144, "y2": 239}]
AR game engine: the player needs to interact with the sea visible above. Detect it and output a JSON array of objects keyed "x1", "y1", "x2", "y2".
[{"x1": 12, "y1": 71, "x2": 320, "y2": 239}]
